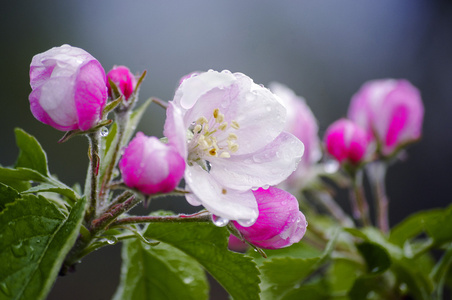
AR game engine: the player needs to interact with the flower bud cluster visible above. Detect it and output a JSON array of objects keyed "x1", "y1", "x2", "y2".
[{"x1": 324, "y1": 79, "x2": 424, "y2": 166}]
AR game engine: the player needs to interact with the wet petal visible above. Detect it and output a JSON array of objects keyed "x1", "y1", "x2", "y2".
[
  {"x1": 163, "y1": 102, "x2": 187, "y2": 158},
  {"x1": 185, "y1": 164, "x2": 258, "y2": 221},
  {"x1": 210, "y1": 132, "x2": 304, "y2": 190}
]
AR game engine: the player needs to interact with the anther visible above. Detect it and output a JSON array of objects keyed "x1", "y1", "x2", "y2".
[
  {"x1": 216, "y1": 113, "x2": 225, "y2": 123},
  {"x1": 209, "y1": 149, "x2": 217, "y2": 156},
  {"x1": 220, "y1": 152, "x2": 231, "y2": 158},
  {"x1": 213, "y1": 108, "x2": 219, "y2": 119},
  {"x1": 194, "y1": 124, "x2": 202, "y2": 134},
  {"x1": 231, "y1": 120, "x2": 240, "y2": 129},
  {"x1": 219, "y1": 122, "x2": 228, "y2": 131},
  {"x1": 197, "y1": 116, "x2": 208, "y2": 125},
  {"x1": 228, "y1": 133, "x2": 238, "y2": 140}
]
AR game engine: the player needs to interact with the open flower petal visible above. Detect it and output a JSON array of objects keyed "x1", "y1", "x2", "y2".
[
  {"x1": 185, "y1": 164, "x2": 259, "y2": 221},
  {"x1": 175, "y1": 70, "x2": 287, "y2": 155},
  {"x1": 164, "y1": 102, "x2": 187, "y2": 158},
  {"x1": 210, "y1": 132, "x2": 304, "y2": 190}
]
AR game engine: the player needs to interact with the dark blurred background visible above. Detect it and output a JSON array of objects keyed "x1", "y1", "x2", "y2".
[{"x1": 1, "y1": 1, "x2": 451, "y2": 299}]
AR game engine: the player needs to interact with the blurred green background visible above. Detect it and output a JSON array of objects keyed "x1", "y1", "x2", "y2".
[{"x1": 1, "y1": 1, "x2": 451, "y2": 299}]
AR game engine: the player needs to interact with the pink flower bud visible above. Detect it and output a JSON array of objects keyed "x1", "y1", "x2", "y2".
[
  {"x1": 119, "y1": 132, "x2": 185, "y2": 195},
  {"x1": 232, "y1": 187, "x2": 307, "y2": 250},
  {"x1": 348, "y1": 79, "x2": 424, "y2": 156},
  {"x1": 324, "y1": 119, "x2": 369, "y2": 165},
  {"x1": 29, "y1": 44, "x2": 107, "y2": 131},
  {"x1": 107, "y1": 65, "x2": 137, "y2": 100}
]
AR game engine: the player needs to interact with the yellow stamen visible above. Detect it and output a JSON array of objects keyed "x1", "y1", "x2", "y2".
[
  {"x1": 197, "y1": 116, "x2": 208, "y2": 124},
  {"x1": 194, "y1": 124, "x2": 202, "y2": 134},
  {"x1": 231, "y1": 120, "x2": 240, "y2": 129},
  {"x1": 216, "y1": 113, "x2": 225, "y2": 123},
  {"x1": 228, "y1": 133, "x2": 238, "y2": 140},
  {"x1": 220, "y1": 152, "x2": 231, "y2": 158},
  {"x1": 219, "y1": 122, "x2": 228, "y2": 131},
  {"x1": 213, "y1": 108, "x2": 219, "y2": 119}
]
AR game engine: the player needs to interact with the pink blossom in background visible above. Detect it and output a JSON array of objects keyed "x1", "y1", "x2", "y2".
[
  {"x1": 107, "y1": 65, "x2": 137, "y2": 100},
  {"x1": 164, "y1": 70, "x2": 304, "y2": 225},
  {"x1": 348, "y1": 79, "x2": 424, "y2": 156},
  {"x1": 324, "y1": 118, "x2": 369, "y2": 165},
  {"x1": 232, "y1": 187, "x2": 307, "y2": 250},
  {"x1": 119, "y1": 132, "x2": 185, "y2": 195},
  {"x1": 269, "y1": 82, "x2": 321, "y2": 189},
  {"x1": 29, "y1": 44, "x2": 107, "y2": 131}
]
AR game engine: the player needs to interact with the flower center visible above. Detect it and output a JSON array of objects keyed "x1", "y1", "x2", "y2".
[{"x1": 187, "y1": 108, "x2": 240, "y2": 166}]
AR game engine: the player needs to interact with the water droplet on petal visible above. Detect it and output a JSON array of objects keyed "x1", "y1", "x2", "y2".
[
  {"x1": 100, "y1": 127, "x2": 109, "y2": 137},
  {"x1": 212, "y1": 215, "x2": 229, "y2": 227},
  {"x1": 237, "y1": 218, "x2": 257, "y2": 227}
]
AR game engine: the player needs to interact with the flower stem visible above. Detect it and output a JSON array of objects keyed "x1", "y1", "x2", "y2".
[
  {"x1": 62, "y1": 191, "x2": 138, "y2": 271},
  {"x1": 313, "y1": 190, "x2": 355, "y2": 227},
  {"x1": 367, "y1": 162, "x2": 389, "y2": 233},
  {"x1": 350, "y1": 169, "x2": 371, "y2": 227},
  {"x1": 111, "y1": 211, "x2": 212, "y2": 226},
  {"x1": 99, "y1": 111, "x2": 129, "y2": 208},
  {"x1": 85, "y1": 132, "x2": 101, "y2": 223}
]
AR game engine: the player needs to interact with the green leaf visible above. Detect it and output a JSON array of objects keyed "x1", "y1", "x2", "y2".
[
  {"x1": 0, "y1": 183, "x2": 20, "y2": 212},
  {"x1": 14, "y1": 128, "x2": 49, "y2": 177},
  {"x1": 348, "y1": 274, "x2": 387, "y2": 300},
  {"x1": 22, "y1": 183, "x2": 79, "y2": 203},
  {"x1": 258, "y1": 229, "x2": 339, "y2": 300},
  {"x1": 0, "y1": 195, "x2": 86, "y2": 300},
  {"x1": 327, "y1": 258, "x2": 362, "y2": 296},
  {"x1": 391, "y1": 259, "x2": 433, "y2": 300},
  {"x1": 113, "y1": 239, "x2": 208, "y2": 300},
  {"x1": 390, "y1": 205, "x2": 452, "y2": 247},
  {"x1": 259, "y1": 257, "x2": 323, "y2": 300},
  {"x1": 0, "y1": 167, "x2": 46, "y2": 192},
  {"x1": 249, "y1": 239, "x2": 322, "y2": 264},
  {"x1": 345, "y1": 227, "x2": 403, "y2": 260},
  {"x1": 282, "y1": 279, "x2": 330, "y2": 300},
  {"x1": 430, "y1": 244, "x2": 452, "y2": 300},
  {"x1": 143, "y1": 222, "x2": 260, "y2": 300},
  {"x1": 357, "y1": 242, "x2": 391, "y2": 274},
  {"x1": 423, "y1": 206, "x2": 452, "y2": 245}
]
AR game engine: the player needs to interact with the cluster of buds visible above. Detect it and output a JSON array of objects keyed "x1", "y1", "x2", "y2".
[{"x1": 324, "y1": 79, "x2": 424, "y2": 167}]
